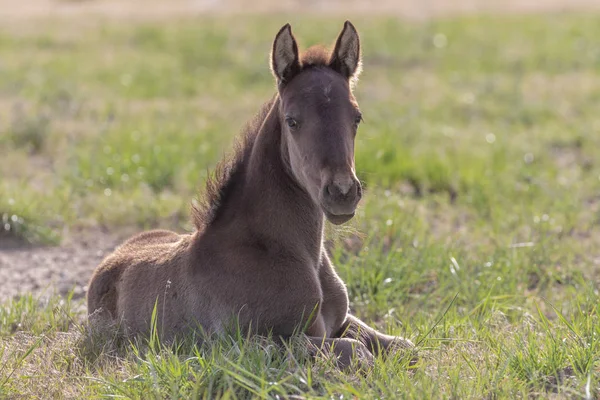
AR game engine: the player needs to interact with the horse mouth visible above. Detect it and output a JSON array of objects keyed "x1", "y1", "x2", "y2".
[{"x1": 323, "y1": 209, "x2": 355, "y2": 225}]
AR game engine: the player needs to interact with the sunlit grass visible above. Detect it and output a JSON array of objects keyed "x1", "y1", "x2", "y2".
[{"x1": 1, "y1": 13, "x2": 599, "y2": 399}]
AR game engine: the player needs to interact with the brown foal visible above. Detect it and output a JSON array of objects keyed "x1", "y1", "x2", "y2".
[{"x1": 87, "y1": 21, "x2": 415, "y2": 369}]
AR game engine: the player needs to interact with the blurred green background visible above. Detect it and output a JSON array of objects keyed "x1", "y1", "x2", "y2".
[{"x1": 1, "y1": 1, "x2": 600, "y2": 398}]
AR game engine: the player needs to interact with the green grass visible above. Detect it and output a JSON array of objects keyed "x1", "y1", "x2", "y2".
[{"x1": 1, "y1": 13, "x2": 600, "y2": 398}]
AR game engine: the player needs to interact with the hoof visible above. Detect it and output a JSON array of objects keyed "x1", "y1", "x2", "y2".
[
  {"x1": 387, "y1": 337, "x2": 418, "y2": 367},
  {"x1": 331, "y1": 338, "x2": 374, "y2": 371}
]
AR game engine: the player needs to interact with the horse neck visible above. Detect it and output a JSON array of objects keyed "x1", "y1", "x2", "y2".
[{"x1": 240, "y1": 97, "x2": 324, "y2": 256}]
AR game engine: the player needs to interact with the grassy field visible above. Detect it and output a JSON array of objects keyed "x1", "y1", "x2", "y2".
[{"x1": 1, "y1": 12, "x2": 600, "y2": 398}]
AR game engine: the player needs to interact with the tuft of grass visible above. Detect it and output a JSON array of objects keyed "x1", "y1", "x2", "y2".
[
  {"x1": 1, "y1": 292, "x2": 598, "y2": 398},
  {"x1": 0, "y1": 187, "x2": 61, "y2": 245},
  {"x1": 5, "y1": 106, "x2": 50, "y2": 153}
]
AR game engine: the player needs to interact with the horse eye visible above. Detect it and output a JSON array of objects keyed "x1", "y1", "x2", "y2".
[
  {"x1": 286, "y1": 117, "x2": 299, "y2": 130},
  {"x1": 354, "y1": 114, "x2": 363, "y2": 127}
]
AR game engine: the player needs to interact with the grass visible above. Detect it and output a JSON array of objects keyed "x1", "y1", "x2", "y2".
[{"x1": 1, "y1": 12, "x2": 600, "y2": 399}]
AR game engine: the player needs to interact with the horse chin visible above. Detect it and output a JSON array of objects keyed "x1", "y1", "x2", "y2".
[{"x1": 323, "y1": 209, "x2": 355, "y2": 225}]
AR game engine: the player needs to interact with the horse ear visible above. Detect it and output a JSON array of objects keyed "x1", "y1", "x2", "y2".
[
  {"x1": 329, "y1": 21, "x2": 362, "y2": 81},
  {"x1": 270, "y1": 24, "x2": 301, "y2": 86}
]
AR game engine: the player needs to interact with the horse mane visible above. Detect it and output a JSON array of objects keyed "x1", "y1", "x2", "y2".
[
  {"x1": 191, "y1": 95, "x2": 276, "y2": 230},
  {"x1": 191, "y1": 46, "x2": 333, "y2": 230},
  {"x1": 300, "y1": 45, "x2": 331, "y2": 68}
]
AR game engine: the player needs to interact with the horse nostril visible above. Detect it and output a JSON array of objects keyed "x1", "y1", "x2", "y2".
[
  {"x1": 327, "y1": 180, "x2": 356, "y2": 199},
  {"x1": 327, "y1": 183, "x2": 338, "y2": 197}
]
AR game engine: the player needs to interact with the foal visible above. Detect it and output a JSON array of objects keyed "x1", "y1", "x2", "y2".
[{"x1": 88, "y1": 21, "x2": 414, "y2": 368}]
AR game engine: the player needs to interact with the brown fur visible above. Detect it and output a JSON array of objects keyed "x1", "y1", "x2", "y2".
[
  {"x1": 87, "y1": 21, "x2": 415, "y2": 369},
  {"x1": 191, "y1": 48, "x2": 337, "y2": 230},
  {"x1": 300, "y1": 45, "x2": 330, "y2": 67}
]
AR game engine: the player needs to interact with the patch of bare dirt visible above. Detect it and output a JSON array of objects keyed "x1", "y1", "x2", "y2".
[{"x1": 0, "y1": 229, "x2": 133, "y2": 302}]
